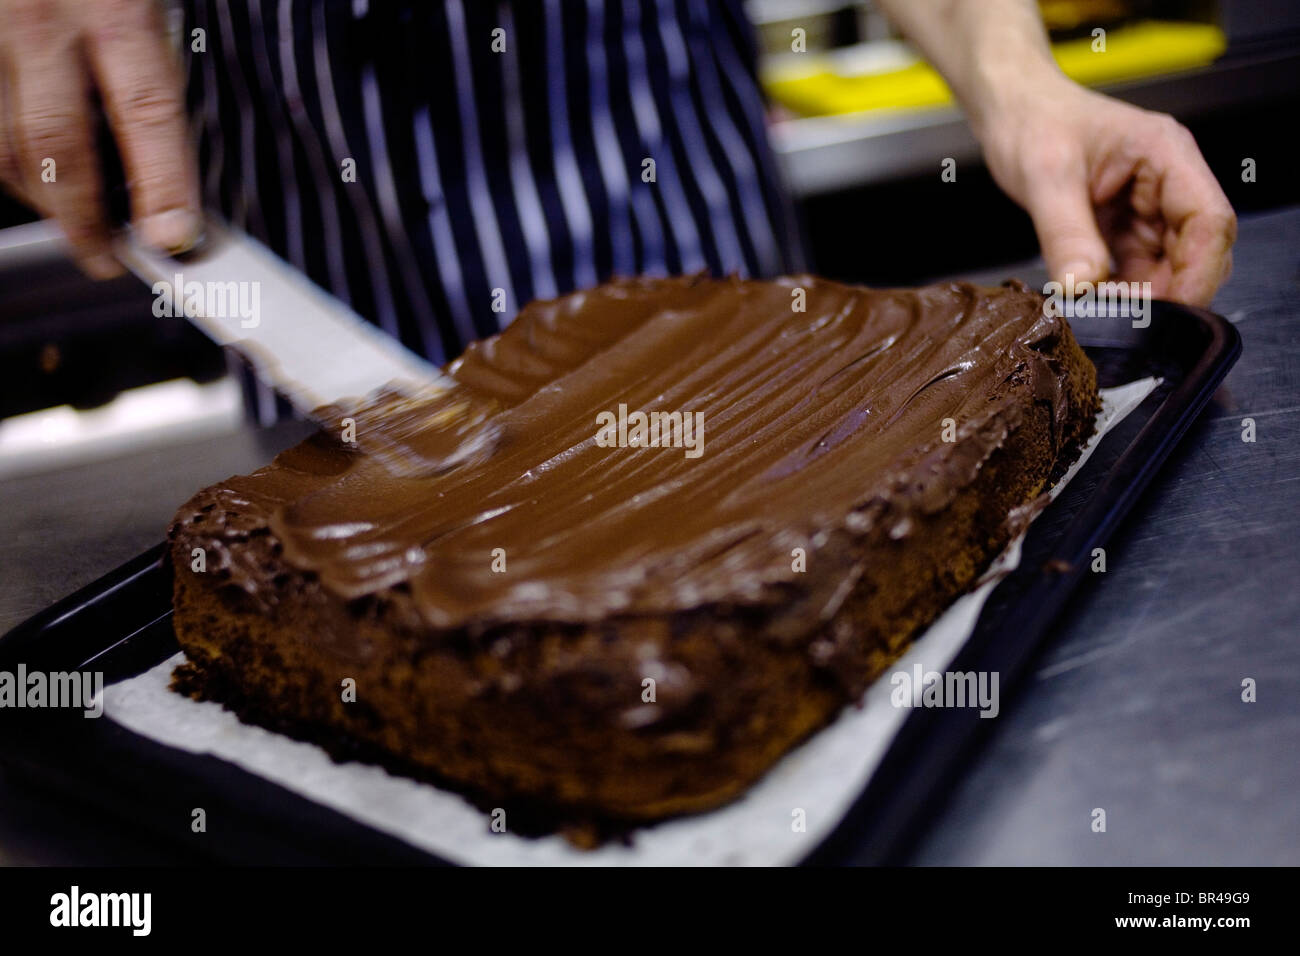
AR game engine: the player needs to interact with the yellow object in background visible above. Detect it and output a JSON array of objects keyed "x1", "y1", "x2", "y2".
[{"x1": 764, "y1": 21, "x2": 1228, "y2": 118}]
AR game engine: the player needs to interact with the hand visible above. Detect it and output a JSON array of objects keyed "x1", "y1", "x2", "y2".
[
  {"x1": 974, "y1": 74, "x2": 1236, "y2": 307},
  {"x1": 0, "y1": 0, "x2": 201, "y2": 278}
]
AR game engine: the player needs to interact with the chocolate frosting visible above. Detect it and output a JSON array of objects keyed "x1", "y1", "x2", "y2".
[{"x1": 179, "y1": 275, "x2": 1078, "y2": 630}]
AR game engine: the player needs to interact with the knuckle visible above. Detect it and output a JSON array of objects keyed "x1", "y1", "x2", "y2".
[
  {"x1": 117, "y1": 81, "x2": 185, "y2": 129},
  {"x1": 9, "y1": 0, "x2": 61, "y2": 40},
  {"x1": 19, "y1": 112, "x2": 82, "y2": 161},
  {"x1": 99, "y1": 0, "x2": 152, "y2": 21},
  {"x1": 94, "y1": 0, "x2": 158, "y2": 38},
  {"x1": 1158, "y1": 113, "x2": 1195, "y2": 146},
  {"x1": 1215, "y1": 207, "x2": 1239, "y2": 242}
]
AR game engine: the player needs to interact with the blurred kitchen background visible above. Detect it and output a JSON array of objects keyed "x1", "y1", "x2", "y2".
[{"x1": 1, "y1": 0, "x2": 1297, "y2": 478}]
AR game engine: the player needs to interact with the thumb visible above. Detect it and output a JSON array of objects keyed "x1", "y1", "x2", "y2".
[{"x1": 1027, "y1": 178, "x2": 1110, "y2": 287}]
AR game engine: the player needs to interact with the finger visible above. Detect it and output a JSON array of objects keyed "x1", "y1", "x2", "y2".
[
  {"x1": 1097, "y1": 200, "x2": 1172, "y2": 296},
  {"x1": 1114, "y1": 249, "x2": 1172, "y2": 299},
  {"x1": 1152, "y1": 119, "x2": 1236, "y2": 306},
  {"x1": 9, "y1": 35, "x2": 121, "y2": 278},
  {"x1": 0, "y1": 53, "x2": 22, "y2": 196},
  {"x1": 1110, "y1": 235, "x2": 1169, "y2": 295},
  {"x1": 1024, "y1": 159, "x2": 1111, "y2": 288},
  {"x1": 85, "y1": 0, "x2": 201, "y2": 253}
]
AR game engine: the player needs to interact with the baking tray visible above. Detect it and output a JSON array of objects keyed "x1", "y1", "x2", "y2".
[{"x1": 0, "y1": 300, "x2": 1241, "y2": 865}]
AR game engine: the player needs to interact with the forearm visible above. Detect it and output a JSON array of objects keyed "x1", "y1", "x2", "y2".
[{"x1": 873, "y1": 0, "x2": 1065, "y2": 138}]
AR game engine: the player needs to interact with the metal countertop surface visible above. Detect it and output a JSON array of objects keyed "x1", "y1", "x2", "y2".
[{"x1": 1, "y1": 207, "x2": 1296, "y2": 866}]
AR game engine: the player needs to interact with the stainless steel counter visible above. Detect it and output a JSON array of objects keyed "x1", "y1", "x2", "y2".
[
  {"x1": 1, "y1": 206, "x2": 1296, "y2": 865},
  {"x1": 907, "y1": 206, "x2": 1300, "y2": 866}
]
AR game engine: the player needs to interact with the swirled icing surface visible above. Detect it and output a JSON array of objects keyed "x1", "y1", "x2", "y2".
[{"x1": 180, "y1": 275, "x2": 1079, "y2": 629}]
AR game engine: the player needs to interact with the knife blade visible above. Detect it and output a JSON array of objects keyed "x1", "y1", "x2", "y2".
[{"x1": 113, "y1": 220, "x2": 452, "y2": 418}]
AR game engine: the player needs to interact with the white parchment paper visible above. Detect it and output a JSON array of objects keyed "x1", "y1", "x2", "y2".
[{"x1": 102, "y1": 379, "x2": 1158, "y2": 866}]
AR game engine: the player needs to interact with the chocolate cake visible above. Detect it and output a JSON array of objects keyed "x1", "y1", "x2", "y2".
[{"x1": 168, "y1": 275, "x2": 1099, "y2": 823}]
